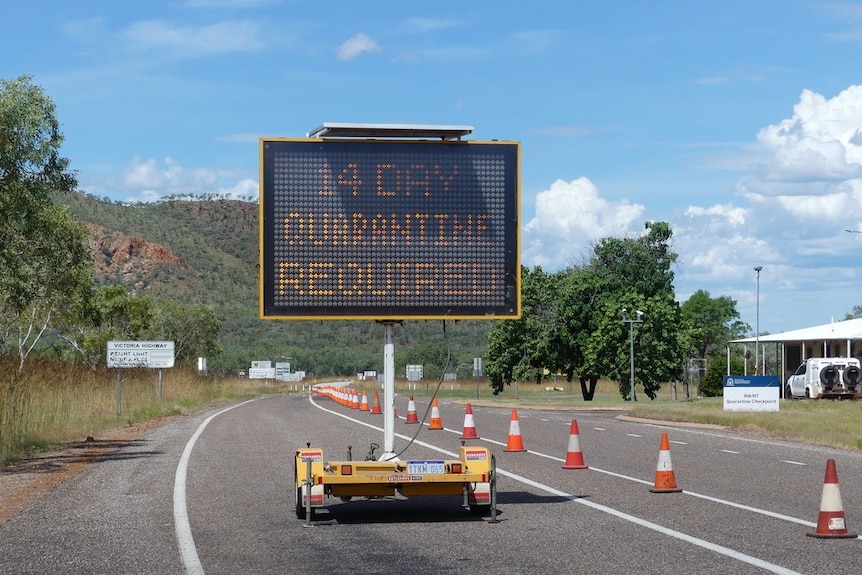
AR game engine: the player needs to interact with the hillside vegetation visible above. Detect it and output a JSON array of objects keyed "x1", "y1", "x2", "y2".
[{"x1": 57, "y1": 192, "x2": 493, "y2": 376}]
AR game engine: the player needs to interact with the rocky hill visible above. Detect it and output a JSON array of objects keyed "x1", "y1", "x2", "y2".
[{"x1": 56, "y1": 192, "x2": 493, "y2": 376}]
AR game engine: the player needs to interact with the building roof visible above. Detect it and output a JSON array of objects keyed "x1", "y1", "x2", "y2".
[{"x1": 730, "y1": 317, "x2": 862, "y2": 344}]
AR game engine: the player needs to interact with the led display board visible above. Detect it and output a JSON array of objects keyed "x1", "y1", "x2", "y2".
[{"x1": 259, "y1": 138, "x2": 520, "y2": 320}]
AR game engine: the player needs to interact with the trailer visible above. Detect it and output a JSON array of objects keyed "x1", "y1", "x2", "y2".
[{"x1": 294, "y1": 443, "x2": 496, "y2": 521}]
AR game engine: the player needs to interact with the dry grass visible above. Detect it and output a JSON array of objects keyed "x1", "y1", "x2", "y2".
[
  {"x1": 4, "y1": 367, "x2": 861, "y2": 468},
  {"x1": 0, "y1": 359, "x2": 293, "y2": 466}
]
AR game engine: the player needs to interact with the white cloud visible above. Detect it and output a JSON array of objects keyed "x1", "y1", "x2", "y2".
[
  {"x1": 124, "y1": 20, "x2": 264, "y2": 56},
  {"x1": 684, "y1": 203, "x2": 747, "y2": 226},
  {"x1": 518, "y1": 84, "x2": 862, "y2": 328},
  {"x1": 522, "y1": 177, "x2": 644, "y2": 268},
  {"x1": 336, "y1": 33, "x2": 381, "y2": 61},
  {"x1": 119, "y1": 156, "x2": 230, "y2": 201},
  {"x1": 748, "y1": 86, "x2": 862, "y2": 190},
  {"x1": 217, "y1": 178, "x2": 259, "y2": 200}
]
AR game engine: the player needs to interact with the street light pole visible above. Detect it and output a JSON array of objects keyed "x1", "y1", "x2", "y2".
[
  {"x1": 621, "y1": 309, "x2": 644, "y2": 402},
  {"x1": 754, "y1": 266, "x2": 762, "y2": 375}
]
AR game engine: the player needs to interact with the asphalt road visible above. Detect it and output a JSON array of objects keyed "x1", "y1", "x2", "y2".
[{"x1": 1, "y1": 391, "x2": 860, "y2": 574}]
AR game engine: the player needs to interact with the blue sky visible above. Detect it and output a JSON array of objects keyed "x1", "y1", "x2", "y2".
[{"x1": 4, "y1": 0, "x2": 862, "y2": 335}]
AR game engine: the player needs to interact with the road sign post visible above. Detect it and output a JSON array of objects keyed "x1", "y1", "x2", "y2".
[{"x1": 107, "y1": 341, "x2": 175, "y2": 415}]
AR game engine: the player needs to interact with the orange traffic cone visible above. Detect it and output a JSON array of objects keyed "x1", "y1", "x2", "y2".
[
  {"x1": 460, "y1": 403, "x2": 479, "y2": 439},
  {"x1": 649, "y1": 433, "x2": 682, "y2": 493},
  {"x1": 371, "y1": 390, "x2": 382, "y2": 414},
  {"x1": 562, "y1": 419, "x2": 588, "y2": 469},
  {"x1": 351, "y1": 390, "x2": 360, "y2": 409},
  {"x1": 428, "y1": 398, "x2": 443, "y2": 429},
  {"x1": 359, "y1": 391, "x2": 369, "y2": 411},
  {"x1": 405, "y1": 396, "x2": 419, "y2": 424},
  {"x1": 504, "y1": 409, "x2": 526, "y2": 452},
  {"x1": 808, "y1": 459, "x2": 857, "y2": 538}
]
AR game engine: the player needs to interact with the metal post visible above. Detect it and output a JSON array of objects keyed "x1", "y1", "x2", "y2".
[
  {"x1": 381, "y1": 322, "x2": 396, "y2": 460},
  {"x1": 304, "y1": 457, "x2": 313, "y2": 527},
  {"x1": 621, "y1": 310, "x2": 644, "y2": 402},
  {"x1": 754, "y1": 266, "x2": 762, "y2": 375},
  {"x1": 629, "y1": 321, "x2": 636, "y2": 402}
]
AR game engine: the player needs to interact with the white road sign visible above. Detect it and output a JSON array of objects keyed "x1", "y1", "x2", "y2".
[
  {"x1": 107, "y1": 341, "x2": 175, "y2": 368},
  {"x1": 249, "y1": 367, "x2": 277, "y2": 379}
]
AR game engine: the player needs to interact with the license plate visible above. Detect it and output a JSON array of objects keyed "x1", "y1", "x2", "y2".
[{"x1": 407, "y1": 460, "x2": 445, "y2": 474}]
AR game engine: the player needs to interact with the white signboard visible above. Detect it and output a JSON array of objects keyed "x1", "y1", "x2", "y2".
[
  {"x1": 107, "y1": 341, "x2": 175, "y2": 369},
  {"x1": 406, "y1": 364, "x2": 423, "y2": 381},
  {"x1": 249, "y1": 367, "x2": 277, "y2": 379},
  {"x1": 275, "y1": 361, "x2": 291, "y2": 381},
  {"x1": 723, "y1": 376, "x2": 780, "y2": 412}
]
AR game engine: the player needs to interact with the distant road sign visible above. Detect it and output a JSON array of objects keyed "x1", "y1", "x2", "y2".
[
  {"x1": 107, "y1": 341, "x2": 175, "y2": 368},
  {"x1": 249, "y1": 367, "x2": 277, "y2": 379},
  {"x1": 259, "y1": 138, "x2": 521, "y2": 320}
]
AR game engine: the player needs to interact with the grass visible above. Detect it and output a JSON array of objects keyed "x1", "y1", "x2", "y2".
[
  {"x1": 3, "y1": 366, "x2": 862, "y2": 468},
  {"x1": 0, "y1": 359, "x2": 294, "y2": 467},
  {"x1": 628, "y1": 395, "x2": 862, "y2": 450},
  {"x1": 388, "y1": 377, "x2": 862, "y2": 451}
]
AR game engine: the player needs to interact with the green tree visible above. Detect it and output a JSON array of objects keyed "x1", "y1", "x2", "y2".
[
  {"x1": 577, "y1": 222, "x2": 684, "y2": 400},
  {"x1": 55, "y1": 286, "x2": 153, "y2": 367},
  {"x1": 486, "y1": 266, "x2": 554, "y2": 394},
  {"x1": 0, "y1": 75, "x2": 93, "y2": 368},
  {"x1": 844, "y1": 304, "x2": 862, "y2": 320},
  {"x1": 148, "y1": 299, "x2": 222, "y2": 364},
  {"x1": 700, "y1": 356, "x2": 745, "y2": 396},
  {"x1": 680, "y1": 289, "x2": 749, "y2": 360},
  {"x1": 553, "y1": 266, "x2": 606, "y2": 400}
]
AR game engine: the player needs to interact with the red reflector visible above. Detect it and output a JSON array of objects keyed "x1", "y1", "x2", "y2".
[
  {"x1": 341, "y1": 464, "x2": 353, "y2": 475},
  {"x1": 482, "y1": 474, "x2": 486, "y2": 482},
  {"x1": 450, "y1": 463, "x2": 462, "y2": 473}
]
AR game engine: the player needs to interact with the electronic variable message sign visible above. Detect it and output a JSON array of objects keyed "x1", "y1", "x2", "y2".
[{"x1": 259, "y1": 138, "x2": 520, "y2": 320}]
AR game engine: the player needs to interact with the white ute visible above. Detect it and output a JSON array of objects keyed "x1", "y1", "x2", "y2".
[{"x1": 785, "y1": 357, "x2": 861, "y2": 400}]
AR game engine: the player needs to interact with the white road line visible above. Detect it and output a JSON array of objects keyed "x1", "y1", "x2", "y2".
[
  {"x1": 311, "y1": 397, "x2": 813, "y2": 573},
  {"x1": 721, "y1": 449, "x2": 740, "y2": 454},
  {"x1": 782, "y1": 460, "x2": 807, "y2": 466},
  {"x1": 497, "y1": 470, "x2": 804, "y2": 575},
  {"x1": 670, "y1": 440, "x2": 688, "y2": 445},
  {"x1": 174, "y1": 400, "x2": 256, "y2": 575},
  {"x1": 626, "y1": 433, "x2": 642, "y2": 437},
  {"x1": 593, "y1": 427, "x2": 606, "y2": 431}
]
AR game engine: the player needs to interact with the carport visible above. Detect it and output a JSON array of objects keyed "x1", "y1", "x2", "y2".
[{"x1": 727, "y1": 316, "x2": 862, "y2": 382}]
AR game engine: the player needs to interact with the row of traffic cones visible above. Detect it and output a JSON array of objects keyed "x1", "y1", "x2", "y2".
[
  {"x1": 432, "y1": 402, "x2": 858, "y2": 538},
  {"x1": 326, "y1": 388, "x2": 857, "y2": 538}
]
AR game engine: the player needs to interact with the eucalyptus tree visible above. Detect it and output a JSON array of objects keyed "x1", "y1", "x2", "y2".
[{"x1": 0, "y1": 75, "x2": 93, "y2": 368}]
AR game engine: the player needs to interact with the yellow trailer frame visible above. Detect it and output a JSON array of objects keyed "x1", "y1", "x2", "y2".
[{"x1": 294, "y1": 445, "x2": 496, "y2": 521}]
